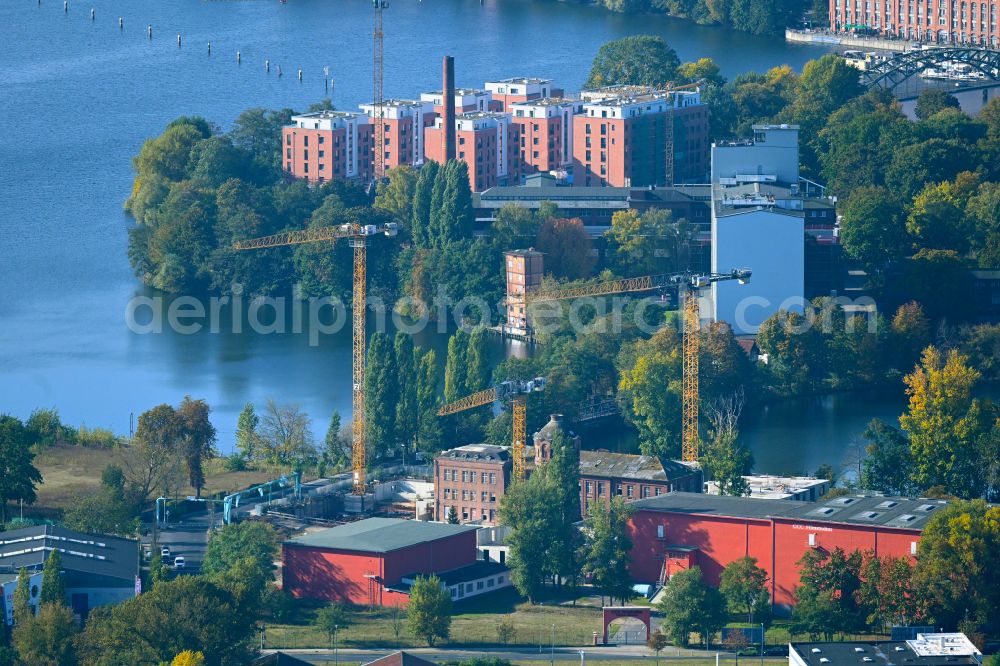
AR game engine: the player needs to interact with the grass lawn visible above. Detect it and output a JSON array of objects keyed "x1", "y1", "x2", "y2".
[
  {"x1": 30, "y1": 444, "x2": 312, "y2": 512},
  {"x1": 266, "y1": 588, "x2": 608, "y2": 650}
]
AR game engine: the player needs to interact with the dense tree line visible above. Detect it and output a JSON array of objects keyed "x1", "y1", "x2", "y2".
[{"x1": 572, "y1": 0, "x2": 805, "y2": 36}]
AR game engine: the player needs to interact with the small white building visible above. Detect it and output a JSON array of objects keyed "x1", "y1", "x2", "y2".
[{"x1": 705, "y1": 475, "x2": 830, "y2": 501}]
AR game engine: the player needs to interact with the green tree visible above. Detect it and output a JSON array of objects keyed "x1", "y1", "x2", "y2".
[
  {"x1": 177, "y1": 396, "x2": 216, "y2": 497},
  {"x1": 536, "y1": 217, "x2": 595, "y2": 280},
  {"x1": 913, "y1": 499, "x2": 1000, "y2": 629},
  {"x1": 376, "y1": 165, "x2": 418, "y2": 225},
  {"x1": 366, "y1": 331, "x2": 400, "y2": 459},
  {"x1": 314, "y1": 603, "x2": 350, "y2": 647},
  {"x1": 860, "y1": 419, "x2": 916, "y2": 496},
  {"x1": 229, "y1": 107, "x2": 295, "y2": 175},
  {"x1": 647, "y1": 630, "x2": 670, "y2": 666},
  {"x1": 583, "y1": 497, "x2": 634, "y2": 606},
  {"x1": 907, "y1": 176, "x2": 977, "y2": 254},
  {"x1": 541, "y1": 429, "x2": 582, "y2": 588},
  {"x1": 77, "y1": 576, "x2": 256, "y2": 666},
  {"x1": 791, "y1": 590, "x2": 839, "y2": 640},
  {"x1": 236, "y1": 402, "x2": 260, "y2": 461},
  {"x1": 719, "y1": 556, "x2": 769, "y2": 624},
  {"x1": 11, "y1": 602, "x2": 78, "y2": 666},
  {"x1": 901, "y1": 347, "x2": 988, "y2": 498},
  {"x1": 889, "y1": 302, "x2": 931, "y2": 373},
  {"x1": 406, "y1": 575, "x2": 452, "y2": 646},
  {"x1": 794, "y1": 547, "x2": 864, "y2": 636},
  {"x1": 965, "y1": 181, "x2": 1000, "y2": 268},
  {"x1": 444, "y1": 329, "x2": 470, "y2": 404},
  {"x1": 655, "y1": 567, "x2": 727, "y2": 647},
  {"x1": 701, "y1": 393, "x2": 752, "y2": 497},
  {"x1": 897, "y1": 249, "x2": 974, "y2": 323},
  {"x1": 125, "y1": 404, "x2": 183, "y2": 501},
  {"x1": 25, "y1": 409, "x2": 70, "y2": 448},
  {"x1": 858, "y1": 553, "x2": 920, "y2": 631},
  {"x1": 12, "y1": 568, "x2": 31, "y2": 626},
  {"x1": 322, "y1": 411, "x2": 347, "y2": 470},
  {"x1": 411, "y1": 161, "x2": 440, "y2": 248},
  {"x1": 915, "y1": 89, "x2": 961, "y2": 121},
  {"x1": 0, "y1": 416, "x2": 42, "y2": 523},
  {"x1": 677, "y1": 58, "x2": 725, "y2": 86},
  {"x1": 202, "y1": 521, "x2": 278, "y2": 609},
  {"x1": 838, "y1": 187, "x2": 909, "y2": 272},
  {"x1": 617, "y1": 328, "x2": 683, "y2": 459},
  {"x1": 39, "y1": 550, "x2": 65, "y2": 607},
  {"x1": 394, "y1": 333, "x2": 419, "y2": 454},
  {"x1": 148, "y1": 550, "x2": 171, "y2": 590},
  {"x1": 258, "y1": 399, "x2": 316, "y2": 467},
  {"x1": 415, "y1": 349, "x2": 443, "y2": 454},
  {"x1": 499, "y1": 472, "x2": 558, "y2": 602},
  {"x1": 584, "y1": 35, "x2": 680, "y2": 88}
]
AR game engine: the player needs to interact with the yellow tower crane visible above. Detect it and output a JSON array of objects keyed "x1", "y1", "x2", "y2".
[
  {"x1": 509, "y1": 268, "x2": 751, "y2": 463},
  {"x1": 233, "y1": 221, "x2": 399, "y2": 495},
  {"x1": 437, "y1": 377, "x2": 546, "y2": 483}
]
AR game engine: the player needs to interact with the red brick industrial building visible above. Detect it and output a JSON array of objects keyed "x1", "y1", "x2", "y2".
[
  {"x1": 579, "y1": 451, "x2": 703, "y2": 516},
  {"x1": 283, "y1": 518, "x2": 508, "y2": 607},
  {"x1": 433, "y1": 444, "x2": 511, "y2": 525},
  {"x1": 627, "y1": 492, "x2": 939, "y2": 610},
  {"x1": 829, "y1": 0, "x2": 1000, "y2": 45}
]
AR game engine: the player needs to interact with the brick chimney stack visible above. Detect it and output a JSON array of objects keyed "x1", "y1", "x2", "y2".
[{"x1": 443, "y1": 55, "x2": 456, "y2": 162}]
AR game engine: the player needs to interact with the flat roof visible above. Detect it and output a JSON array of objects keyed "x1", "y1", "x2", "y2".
[
  {"x1": 511, "y1": 97, "x2": 579, "y2": 107},
  {"x1": 790, "y1": 636, "x2": 980, "y2": 666},
  {"x1": 490, "y1": 77, "x2": 552, "y2": 85},
  {"x1": 0, "y1": 525, "x2": 139, "y2": 582},
  {"x1": 437, "y1": 444, "x2": 509, "y2": 463},
  {"x1": 477, "y1": 186, "x2": 630, "y2": 202},
  {"x1": 286, "y1": 518, "x2": 476, "y2": 554},
  {"x1": 631, "y1": 492, "x2": 956, "y2": 530}
]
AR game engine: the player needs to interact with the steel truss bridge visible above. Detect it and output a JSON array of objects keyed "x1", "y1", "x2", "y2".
[{"x1": 861, "y1": 46, "x2": 1000, "y2": 90}]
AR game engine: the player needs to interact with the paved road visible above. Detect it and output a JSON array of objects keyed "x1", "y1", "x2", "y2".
[{"x1": 263, "y1": 647, "x2": 782, "y2": 665}]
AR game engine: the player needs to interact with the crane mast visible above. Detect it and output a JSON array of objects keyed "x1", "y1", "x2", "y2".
[
  {"x1": 437, "y1": 378, "x2": 545, "y2": 484},
  {"x1": 514, "y1": 267, "x2": 750, "y2": 463},
  {"x1": 373, "y1": 0, "x2": 387, "y2": 180},
  {"x1": 234, "y1": 222, "x2": 399, "y2": 496}
]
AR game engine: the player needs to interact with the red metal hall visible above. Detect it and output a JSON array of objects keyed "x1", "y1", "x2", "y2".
[
  {"x1": 626, "y1": 492, "x2": 942, "y2": 610},
  {"x1": 282, "y1": 518, "x2": 508, "y2": 607}
]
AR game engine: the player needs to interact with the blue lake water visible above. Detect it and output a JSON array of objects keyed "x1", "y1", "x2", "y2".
[{"x1": 1, "y1": 0, "x2": 897, "y2": 472}]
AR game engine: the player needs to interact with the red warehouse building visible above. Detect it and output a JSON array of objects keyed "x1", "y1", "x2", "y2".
[
  {"x1": 283, "y1": 518, "x2": 507, "y2": 607},
  {"x1": 627, "y1": 492, "x2": 946, "y2": 611}
]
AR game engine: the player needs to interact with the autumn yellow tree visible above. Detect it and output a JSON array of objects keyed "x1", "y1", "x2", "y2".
[
  {"x1": 171, "y1": 650, "x2": 206, "y2": 666},
  {"x1": 900, "y1": 346, "x2": 988, "y2": 498}
]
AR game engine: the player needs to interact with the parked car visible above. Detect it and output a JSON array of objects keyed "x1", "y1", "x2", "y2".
[
  {"x1": 161, "y1": 546, "x2": 170, "y2": 558},
  {"x1": 172, "y1": 556, "x2": 185, "y2": 570}
]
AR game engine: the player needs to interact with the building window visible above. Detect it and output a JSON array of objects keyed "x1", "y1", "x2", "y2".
[
  {"x1": 318, "y1": 150, "x2": 325, "y2": 158},
  {"x1": 319, "y1": 136, "x2": 325, "y2": 144},
  {"x1": 487, "y1": 578, "x2": 495, "y2": 588},
  {"x1": 286, "y1": 135, "x2": 291, "y2": 145},
  {"x1": 597, "y1": 482, "x2": 605, "y2": 497},
  {"x1": 481, "y1": 472, "x2": 488, "y2": 484},
  {"x1": 616, "y1": 484, "x2": 623, "y2": 496},
  {"x1": 466, "y1": 583, "x2": 474, "y2": 592},
  {"x1": 586, "y1": 481, "x2": 593, "y2": 495},
  {"x1": 304, "y1": 136, "x2": 309, "y2": 147},
  {"x1": 490, "y1": 473, "x2": 496, "y2": 485},
  {"x1": 627, "y1": 485, "x2": 634, "y2": 498},
  {"x1": 477, "y1": 581, "x2": 484, "y2": 590}
]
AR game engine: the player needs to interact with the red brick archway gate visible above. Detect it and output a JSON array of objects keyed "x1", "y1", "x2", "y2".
[{"x1": 602, "y1": 606, "x2": 651, "y2": 644}]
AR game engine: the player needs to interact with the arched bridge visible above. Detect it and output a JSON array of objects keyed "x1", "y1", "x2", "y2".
[{"x1": 861, "y1": 46, "x2": 1000, "y2": 90}]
